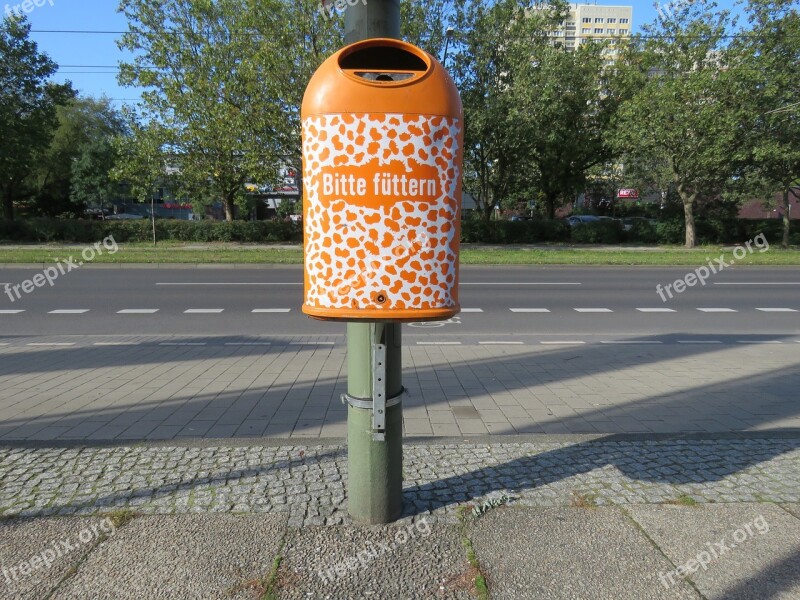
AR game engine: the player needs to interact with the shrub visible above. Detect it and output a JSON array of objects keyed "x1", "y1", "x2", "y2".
[{"x1": 570, "y1": 220, "x2": 624, "y2": 244}]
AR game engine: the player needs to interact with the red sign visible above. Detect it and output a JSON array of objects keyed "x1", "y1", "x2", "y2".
[{"x1": 617, "y1": 188, "x2": 639, "y2": 199}]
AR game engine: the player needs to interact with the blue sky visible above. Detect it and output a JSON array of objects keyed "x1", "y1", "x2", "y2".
[{"x1": 15, "y1": 0, "x2": 742, "y2": 109}]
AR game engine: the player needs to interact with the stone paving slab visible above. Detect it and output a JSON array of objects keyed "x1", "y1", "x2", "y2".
[
  {"x1": 1, "y1": 440, "x2": 798, "y2": 527},
  {"x1": 0, "y1": 517, "x2": 104, "y2": 600},
  {"x1": 470, "y1": 506, "x2": 700, "y2": 599},
  {"x1": 51, "y1": 514, "x2": 286, "y2": 600},
  {"x1": 1, "y1": 337, "x2": 800, "y2": 441},
  {"x1": 276, "y1": 520, "x2": 472, "y2": 599},
  {"x1": 626, "y1": 503, "x2": 800, "y2": 600}
]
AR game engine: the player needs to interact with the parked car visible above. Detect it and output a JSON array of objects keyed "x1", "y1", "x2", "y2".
[
  {"x1": 566, "y1": 215, "x2": 600, "y2": 227},
  {"x1": 621, "y1": 217, "x2": 657, "y2": 232}
]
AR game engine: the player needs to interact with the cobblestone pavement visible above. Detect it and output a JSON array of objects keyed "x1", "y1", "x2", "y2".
[{"x1": 1, "y1": 439, "x2": 798, "y2": 527}]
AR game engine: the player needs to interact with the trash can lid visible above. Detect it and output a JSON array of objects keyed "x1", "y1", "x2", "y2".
[{"x1": 302, "y1": 38, "x2": 461, "y2": 118}]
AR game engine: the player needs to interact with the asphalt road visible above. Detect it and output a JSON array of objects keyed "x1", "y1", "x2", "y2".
[{"x1": 1, "y1": 265, "x2": 799, "y2": 339}]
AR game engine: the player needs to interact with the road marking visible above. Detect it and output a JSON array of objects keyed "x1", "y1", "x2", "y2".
[
  {"x1": 574, "y1": 308, "x2": 613, "y2": 313},
  {"x1": 117, "y1": 309, "x2": 159, "y2": 314},
  {"x1": 462, "y1": 282, "x2": 581, "y2": 285},
  {"x1": 677, "y1": 340, "x2": 723, "y2": 344},
  {"x1": 184, "y1": 309, "x2": 224, "y2": 314},
  {"x1": 224, "y1": 342, "x2": 272, "y2": 346},
  {"x1": 93, "y1": 342, "x2": 138, "y2": 346},
  {"x1": 0, "y1": 310, "x2": 25, "y2": 314},
  {"x1": 601, "y1": 340, "x2": 663, "y2": 344},
  {"x1": 48, "y1": 309, "x2": 89, "y2": 314},
  {"x1": 417, "y1": 341, "x2": 462, "y2": 345},
  {"x1": 159, "y1": 342, "x2": 207, "y2": 346},
  {"x1": 510, "y1": 308, "x2": 550, "y2": 313},
  {"x1": 714, "y1": 282, "x2": 800, "y2": 285},
  {"x1": 252, "y1": 309, "x2": 291, "y2": 313},
  {"x1": 479, "y1": 341, "x2": 524, "y2": 345},
  {"x1": 157, "y1": 282, "x2": 301, "y2": 286},
  {"x1": 460, "y1": 308, "x2": 484, "y2": 313},
  {"x1": 0, "y1": 343, "x2": 9, "y2": 346},
  {"x1": 697, "y1": 308, "x2": 737, "y2": 313},
  {"x1": 755, "y1": 308, "x2": 797, "y2": 312},
  {"x1": 27, "y1": 342, "x2": 76, "y2": 346},
  {"x1": 636, "y1": 308, "x2": 676, "y2": 313},
  {"x1": 736, "y1": 340, "x2": 782, "y2": 344},
  {"x1": 289, "y1": 341, "x2": 335, "y2": 345},
  {"x1": 540, "y1": 341, "x2": 585, "y2": 345}
]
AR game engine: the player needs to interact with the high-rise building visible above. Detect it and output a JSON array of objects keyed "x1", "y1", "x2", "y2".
[{"x1": 545, "y1": 4, "x2": 633, "y2": 63}]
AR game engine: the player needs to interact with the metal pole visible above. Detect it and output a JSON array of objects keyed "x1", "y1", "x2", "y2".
[{"x1": 343, "y1": 0, "x2": 404, "y2": 525}]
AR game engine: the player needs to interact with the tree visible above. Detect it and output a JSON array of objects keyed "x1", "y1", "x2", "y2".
[
  {"x1": 0, "y1": 14, "x2": 74, "y2": 220},
  {"x1": 30, "y1": 96, "x2": 124, "y2": 217},
  {"x1": 70, "y1": 137, "x2": 119, "y2": 213},
  {"x1": 510, "y1": 38, "x2": 618, "y2": 219},
  {"x1": 733, "y1": 0, "x2": 800, "y2": 248},
  {"x1": 610, "y1": 1, "x2": 748, "y2": 247},
  {"x1": 112, "y1": 115, "x2": 168, "y2": 243},
  {"x1": 451, "y1": 0, "x2": 569, "y2": 220},
  {"x1": 118, "y1": 0, "x2": 335, "y2": 221}
]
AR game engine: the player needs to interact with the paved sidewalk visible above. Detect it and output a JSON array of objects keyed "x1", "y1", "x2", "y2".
[
  {"x1": 2, "y1": 502, "x2": 799, "y2": 599},
  {"x1": 1, "y1": 335, "x2": 799, "y2": 442}
]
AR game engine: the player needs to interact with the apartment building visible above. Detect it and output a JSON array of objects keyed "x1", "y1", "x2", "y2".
[{"x1": 546, "y1": 4, "x2": 633, "y2": 62}]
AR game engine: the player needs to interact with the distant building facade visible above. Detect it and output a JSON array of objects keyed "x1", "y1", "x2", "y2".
[{"x1": 544, "y1": 3, "x2": 633, "y2": 64}]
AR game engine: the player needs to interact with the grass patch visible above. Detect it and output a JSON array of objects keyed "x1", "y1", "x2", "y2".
[
  {"x1": 104, "y1": 509, "x2": 136, "y2": 528},
  {"x1": 1, "y1": 242, "x2": 800, "y2": 265},
  {"x1": 666, "y1": 494, "x2": 698, "y2": 507},
  {"x1": 455, "y1": 504, "x2": 490, "y2": 600},
  {"x1": 570, "y1": 491, "x2": 599, "y2": 509}
]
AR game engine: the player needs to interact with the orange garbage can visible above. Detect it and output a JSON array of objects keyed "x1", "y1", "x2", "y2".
[{"x1": 301, "y1": 38, "x2": 463, "y2": 321}]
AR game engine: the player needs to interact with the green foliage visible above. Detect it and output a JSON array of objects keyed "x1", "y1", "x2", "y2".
[
  {"x1": 570, "y1": 221, "x2": 624, "y2": 244},
  {"x1": 460, "y1": 218, "x2": 570, "y2": 243},
  {"x1": 0, "y1": 218, "x2": 302, "y2": 244},
  {"x1": 0, "y1": 14, "x2": 74, "y2": 220}
]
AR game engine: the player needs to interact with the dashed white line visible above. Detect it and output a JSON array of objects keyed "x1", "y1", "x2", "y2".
[
  {"x1": 224, "y1": 342, "x2": 272, "y2": 346},
  {"x1": 462, "y1": 282, "x2": 581, "y2": 285},
  {"x1": 600, "y1": 340, "x2": 663, "y2": 345},
  {"x1": 184, "y1": 309, "x2": 224, "y2": 314},
  {"x1": 117, "y1": 309, "x2": 159, "y2": 314},
  {"x1": 755, "y1": 308, "x2": 797, "y2": 312},
  {"x1": 27, "y1": 342, "x2": 76, "y2": 347},
  {"x1": 510, "y1": 308, "x2": 550, "y2": 313},
  {"x1": 479, "y1": 341, "x2": 524, "y2": 345},
  {"x1": 736, "y1": 340, "x2": 782, "y2": 344},
  {"x1": 93, "y1": 342, "x2": 138, "y2": 346},
  {"x1": 289, "y1": 341, "x2": 335, "y2": 346},
  {"x1": 159, "y1": 342, "x2": 207, "y2": 346},
  {"x1": 157, "y1": 282, "x2": 301, "y2": 286},
  {"x1": 697, "y1": 308, "x2": 737, "y2": 313},
  {"x1": 677, "y1": 340, "x2": 723, "y2": 344},
  {"x1": 416, "y1": 341, "x2": 462, "y2": 345},
  {"x1": 714, "y1": 282, "x2": 800, "y2": 285},
  {"x1": 0, "y1": 310, "x2": 24, "y2": 314},
  {"x1": 574, "y1": 308, "x2": 613, "y2": 313},
  {"x1": 636, "y1": 308, "x2": 676, "y2": 313},
  {"x1": 460, "y1": 308, "x2": 484, "y2": 313},
  {"x1": 540, "y1": 341, "x2": 586, "y2": 345},
  {"x1": 48, "y1": 309, "x2": 89, "y2": 314},
  {"x1": 252, "y1": 309, "x2": 291, "y2": 313}
]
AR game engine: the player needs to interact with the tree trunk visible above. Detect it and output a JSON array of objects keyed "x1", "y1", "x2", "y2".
[
  {"x1": 679, "y1": 189, "x2": 696, "y2": 248},
  {"x1": 224, "y1": 195, "x2": 234, "y2": 222},
  {"x1": 545, "y1": 193, "x2": 557, "y2": 220},
  {"x1": 2, "y1": 186, "x2": 14, "y2": 221},
  {"x1": 782, "y1": 187, "x2": 790, "y2": 249}
]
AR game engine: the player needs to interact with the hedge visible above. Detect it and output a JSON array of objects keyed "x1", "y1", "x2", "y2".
[{"x1": 0, "y1": 217, "x2": 796, "y2": 246}]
